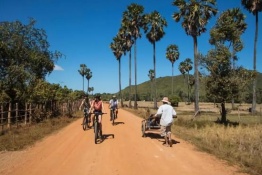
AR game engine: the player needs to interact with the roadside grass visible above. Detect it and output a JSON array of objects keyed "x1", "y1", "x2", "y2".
[
  {"x1": 123, "y1": 105, "x2": 262, "y2": 175},
  {"x1": 0, "y1": 114, "x2": 80, "y2": 151}
]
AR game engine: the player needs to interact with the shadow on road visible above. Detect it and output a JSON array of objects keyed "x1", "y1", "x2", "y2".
[
  {"x1": 95, "y1": 134, "x2": 115, "y2": 144},
  {"x1": 144, "y1": 132, "x2": 181, "y2": 146},
  {"x1": 112, "y1": 121, "x2": 125, "y2": 126}
]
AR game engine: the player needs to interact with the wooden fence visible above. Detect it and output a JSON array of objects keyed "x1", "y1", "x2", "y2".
[{"x1": 0, "y1": 100, "x2": 81, "y2": 133}]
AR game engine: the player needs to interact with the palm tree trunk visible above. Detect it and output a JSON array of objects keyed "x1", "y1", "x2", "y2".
[
  {"x1": 252, "y1": 11, "x2": 258, "y2": 114},
  {"x1": 187, "y1": 71, "x2": 190, "y2": 103},
  {"x1": 134, "y1": 40, "x2": 138, "y2": 109},
  {"x1": 82, "y1": 76, "x2": 84, "y2": 92},
  {"x1": 153, "y1": 42, "x2": 157, "y2": 109},
  {"x1": 193, "y1": 36, "x2": 199, "y2": 113},
  {"x1": 231, "y1": 41, "x2": 235, "y2": 110},
  {"x1": 118, "y1": 59, "x2": 123, "y2": 107},
  {"x1": 172, "y1": 63, "x2": 174, "y2": 95},
  {"x1": 87, "y1": 80, "x2": 90, "y2": 94},
  {"x1": 129, "y1": 50, "x2": 132, "y2": 108}
]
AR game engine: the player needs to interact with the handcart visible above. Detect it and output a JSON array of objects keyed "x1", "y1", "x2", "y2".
[{"x1": 141, "y1": 114, "x2": 161, "y2": 137}]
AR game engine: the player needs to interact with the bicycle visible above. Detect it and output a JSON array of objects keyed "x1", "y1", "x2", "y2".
[
  {"x1": 82, "y1": 108, "x2": 91, "y2": 130},
  {"x1": 110, "y1": 108, "x2": 117, "y2": 125},
  {"x1": 90, "y1": 111, "x2": 106, "y2": 144}
]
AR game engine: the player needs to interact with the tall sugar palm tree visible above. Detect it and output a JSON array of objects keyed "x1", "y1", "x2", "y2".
[
  {"x1": 118, "y1": 25, "x2": 133, "y2": 108},
  {"x1": 172, "y1": 0, "x2": 217, "y2": 113},
  {"x1": 241, "y1": 0, "x2": 262, "y2": 114},
  {"x1": 183, "y1": 58, "x2": 193, "y2": 103},
  {"x1": 179, "y1": 61, "x2": 187, "y2": 102},
  {"x1": 78, "y1": 64, "x2": 88, "y2": 92},
  {"x1": 85, "y1": 68, "x2": 92, "y2": 94},
  {"x1": 148, "y1": 69, "x2": 155, "y2": 101},
  {"x1": 144, "y1": 10, "x2": 167, "y2": 109},
  {"x1": 166, "y1": 44, "x2": 180, "y2": 95},
  {"x1": 122, "y1": 3, "x2": 146, "y2": 109},
  {"x1": 110, "y1": 34, "x2": 125, "y2": 107}
]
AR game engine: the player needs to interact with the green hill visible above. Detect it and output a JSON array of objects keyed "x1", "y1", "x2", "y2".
[{"x1": 120, "y1": 73, "x2": 262, "y2": 102}]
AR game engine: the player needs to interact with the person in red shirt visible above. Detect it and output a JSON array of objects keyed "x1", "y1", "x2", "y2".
[{"x1": 89, "y1": 95, "x2": 105, "y2": 131}]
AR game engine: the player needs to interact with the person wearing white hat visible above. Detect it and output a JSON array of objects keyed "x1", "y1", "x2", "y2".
[
  {"x1": 108, "y1": 95, "x2": 118, "y2": 121},
  {"x1": 154, "y1": 97, "x2": 177, "y2": 147}
]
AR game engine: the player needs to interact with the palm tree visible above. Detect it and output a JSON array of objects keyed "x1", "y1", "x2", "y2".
[
  {"x1": 88, "y1": 87, "x2": 94, "y2": 95},
  {"x1": 172, "y1": 0, "x2": 217, "y2": 113},
  {"x1": 144, "y1": 11, "x2": 167, "y2": 109},
  {"x1": 78, "y1": 64, "x2": 88, "y2": 92},
  {"x1": 85, "y1": 68, "x2": 92, "y2": 94},
  {"x1": 166, "y1": 44, "x2": 180, "y2": 95},
  {"x1": 122, "y1": 3, "x2": 146, "y2": 109},
  {"x1": 118, "y1": 25, "x2": 133, "y2": 108},
  {"x1": 183, "y1": 58, "x2": 193, "y2": 103},
  {"x1": 179, "y1": 61, "x2": 187, "y2": 102},
  {"x1": 241, "y1": 0, "x2": 262, "y2": 114},
  {"x1": 110, "y1": 34, "x2": 125, "y2": 107},
  {"x1": 148, "y1": 69, "x2": 155, "y2": 101}
]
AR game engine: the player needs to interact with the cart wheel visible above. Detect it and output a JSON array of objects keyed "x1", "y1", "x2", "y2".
[{"x1": 141, "y1": 121, "x2": 146, "y2": 137}]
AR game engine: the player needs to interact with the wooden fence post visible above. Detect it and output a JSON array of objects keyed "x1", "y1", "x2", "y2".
[
  {"x1": 1, "y1": 104, "x2": 3, "y2": 133},
  {"x1": 15, "y1": 103, "x2": 18, "y2": 128},
  {"x1": 29, "y1": 103, "x2": 32, "y2": 124},
  {"x1": 7, "y1": 102, "x2": 11, "y2": 129},
  {"x1": 25, "y1": 103, "x2": 28, "y2": 125}
]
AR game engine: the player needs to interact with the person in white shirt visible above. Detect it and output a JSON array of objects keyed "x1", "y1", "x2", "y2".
[
  {"x1": 154, "y1": 97, "x2": 177, "y2": 147},
  {"x1": 108, "y1": 95, "x2": 118, "y2": 121}
]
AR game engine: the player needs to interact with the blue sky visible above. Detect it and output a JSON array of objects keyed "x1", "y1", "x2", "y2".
[{"x1": 1, "y1": 0, "x2": 261, "y2": 94}]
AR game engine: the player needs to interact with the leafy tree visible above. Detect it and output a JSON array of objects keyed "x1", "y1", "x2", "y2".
[
  {"x1": 144, "y1": 10, "x2": 167, "y2": 109},
  {"x1": 85, "y1": 68, "x2": 92, "y2": 94},
  {"x1": 201, "y1": 45, "x2": 255, "y2": 123},
  {"x1": 0, "y1": 19, "x2": 62, "y2": 102},
  {"x1": 166, "y1": 44, "x2": 180, "y2": 95},
  {"x1": 241, "y1": 0, "x2": 262, "y2": 114},
  {"x1": 78, "y1": 64, "x2": 88, "y2": 92},
  {"x1": 209, "y1": 8, "x2": 247, "y2": 109},
  {"x1": 172, "y1": 0, "x2": 217, "y2": 113},
  {"x1": 122, "y1": 3, "x2": 146, "y2": 109}
]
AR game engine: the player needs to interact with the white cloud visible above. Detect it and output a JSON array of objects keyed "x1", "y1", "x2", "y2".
[{"x1": 54, "y1": 65, "x2": 64, "y2": 71}]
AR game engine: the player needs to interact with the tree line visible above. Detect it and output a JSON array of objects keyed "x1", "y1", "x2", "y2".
[
  {"x1": 0, "y1": 19, "x2": 87, "y2": 120},
  {"x1": 109, "y1": 0, "x2": 261, "y2": 123}
]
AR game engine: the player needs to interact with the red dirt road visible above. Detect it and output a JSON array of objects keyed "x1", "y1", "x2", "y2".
[{"x1": 0, "y1": 109, "x2": 248, "y2": 175}]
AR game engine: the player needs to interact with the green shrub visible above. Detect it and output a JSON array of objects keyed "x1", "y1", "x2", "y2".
[{"x1": 169, "y1": 95, "x2": 180, "y2": 107}]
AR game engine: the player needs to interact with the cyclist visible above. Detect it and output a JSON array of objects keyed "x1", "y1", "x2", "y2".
[
  {"x1": 89, "y1": 95, "x2": 105, "y2": 132},
  {"x1": 108, "y1": 95, "x2": 118, "y2": 121},
  {"x1": 79, "y1": 94, "x2": 91, "y2": 112},
  {"x1": 79, "y1": 94, "x2": 91, "y2": 124}
]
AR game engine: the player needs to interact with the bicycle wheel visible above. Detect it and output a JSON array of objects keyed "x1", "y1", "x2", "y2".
[
  {"x1": 94, "y1": 122, "x2": 98, "y2": 144},
  {"x1": 82, "y1": 117, "x2": 87, "y2": 131},
  {"x1": 112, "y1": 112, "x2": 115, "y2": 125},
  {"x1": 87, "y1": 115, "x2": 92, "y2": 128}
]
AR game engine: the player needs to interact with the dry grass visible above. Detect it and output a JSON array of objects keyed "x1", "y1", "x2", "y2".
[
  {"x1": 0, "y1": 115, "x2": 78, "y2": 151},
  {"x1": 122, "y1": 101, "x2": 262, "y2": 175}
]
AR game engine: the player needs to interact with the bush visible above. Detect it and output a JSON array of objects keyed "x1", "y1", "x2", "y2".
[{"x1": 169, "y1": 95, "x2": 180, "y2": 107}]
